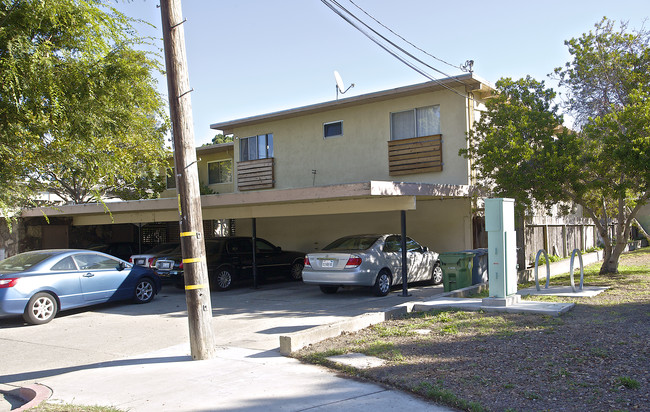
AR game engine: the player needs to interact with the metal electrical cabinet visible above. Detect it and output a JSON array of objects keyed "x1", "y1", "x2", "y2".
[{"x1": 485, "y1": 198, "x2": 518, "y2": 298}]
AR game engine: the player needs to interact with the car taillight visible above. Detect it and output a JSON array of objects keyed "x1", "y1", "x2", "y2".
[
  {"x1": 148, "y1": 257, "x2": 154, "y2": 268},
  {"x1": 304, "y1": 257, "x2": 311, "y2": 267},
  {"x1": 0, "y1": 278, "x2": 18, "y2": 288},
  {"x1": 129, "y1": 257, "x2": 133, "y2": 263},
  {"x1": 345, "y1": 256, "x2": 362, "y2": 268},
  {"x1": 179, "y1": 262, "x2": 183, "y2": 270}
]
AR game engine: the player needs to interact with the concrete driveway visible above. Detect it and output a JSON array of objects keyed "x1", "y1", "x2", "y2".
[{"x1": 0, "y1": 280, "x2": 445, "y2": 387}]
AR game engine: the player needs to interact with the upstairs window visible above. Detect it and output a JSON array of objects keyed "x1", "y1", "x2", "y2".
[
  {"x1": 324, "y1": 121, "x2": 343, "y2": 138},
  {"x1": 240, "y1": 133, "x2": 273, "y2": 161},
  {"x1": 208, "y1": 160, "x2": 232, "y2": 184},
  {"x1": 166, "y1": 168, "x2": 176, "y2": 189},
  {"x1": 391, "y1": 105, "x2": 440, "y2": 140}
]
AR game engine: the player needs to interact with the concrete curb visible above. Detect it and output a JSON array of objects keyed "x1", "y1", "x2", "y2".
[
  {"x1": 2, "y1": 384, "x2": 52, "y2": 412},
  {"x1": 279, "y1": 284, "x2": 489, "y2": 355},
  {"x1": 279, "y1": 305, "x2": 408, "y2": 355}
]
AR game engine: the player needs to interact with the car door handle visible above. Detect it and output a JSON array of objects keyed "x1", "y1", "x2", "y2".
[{"x1": 83, "y1": 273, "x2": 94, "y2": 278}]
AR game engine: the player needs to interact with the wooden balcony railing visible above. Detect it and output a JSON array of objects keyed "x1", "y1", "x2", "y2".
[
  {"x1": 388, "y1": 134, "x2": 442, "y2": 176},
  {"x1": 237, "y1": 158, "x2": 274, "y2": 191}
]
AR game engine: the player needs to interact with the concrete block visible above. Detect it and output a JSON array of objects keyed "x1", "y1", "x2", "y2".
[{"x1": 280, "y1": 311, "x2": 390, "y2": 355}]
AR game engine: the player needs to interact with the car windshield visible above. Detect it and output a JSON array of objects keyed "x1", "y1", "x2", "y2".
[
  {"x1": 323, "y1": 236, "x2": 380, "y2": 251},
  {"x1": 0, "y1": 252, "x2": 56, "y2": 272}
]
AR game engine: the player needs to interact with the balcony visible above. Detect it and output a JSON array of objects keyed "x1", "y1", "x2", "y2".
[
  {"x1": 388, "y1": 134, "x2": 442, "y2": 176},
  {"x1": 237, "y1": 158, "x2": 274, "y2": 191}
]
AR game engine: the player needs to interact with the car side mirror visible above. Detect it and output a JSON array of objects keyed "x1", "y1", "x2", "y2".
[
  {"x1": 422, "y1": 247, "x2": 428, "y2": 253},
  {"x1": 117, "y1": 261, "x2": 127, "y2": 271},
  {"x1": 275, "y1": 246, "x2": 282, "y2": 252}
]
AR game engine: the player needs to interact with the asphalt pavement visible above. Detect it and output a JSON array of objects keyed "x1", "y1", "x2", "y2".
[{"x1": 0, "y1": 281, "x2": 457, "y2": 411}]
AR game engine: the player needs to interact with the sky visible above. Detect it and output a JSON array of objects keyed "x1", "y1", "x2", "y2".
[{"x1": 112, "y1": 0, "x2": 649, "y2": 146}]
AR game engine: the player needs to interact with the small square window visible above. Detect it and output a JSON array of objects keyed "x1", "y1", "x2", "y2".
[
  {"x1": 166, "y1": 168, "x2": 176, "y2": 189},
  {"x1": 324, "y1": 121, "x2": 343, "y2": 138}
]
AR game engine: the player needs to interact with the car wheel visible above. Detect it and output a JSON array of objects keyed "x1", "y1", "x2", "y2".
[
  {"x1": 431, "y1": 263, "x2": 443, "y2": 285},
  {"x1": 134, "y1": 278, "x2": 155, "y2": 303},
  {"x1": 319, "y1": 285, "x2": 339, "y2": 294},
  {"x1": 213, "y1": 266, "x2": 233, "y2": 291},
  {"x1": 23, "y1": 292, "x2": 58, "y2": 325},
  {"x1": 372, "y1": 270, "x2": 392, "y2": 297},
  {"x1": 289, "y1": 261, "x2": 304, "y2": 281}
]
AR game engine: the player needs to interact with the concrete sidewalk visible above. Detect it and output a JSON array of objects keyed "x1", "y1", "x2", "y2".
[
  {"x1": 29, "y1": 344, "x2": 453, "y2": 412},
  {"x1": 1, "y1": 278, "x2": 586, "y2": 411}
]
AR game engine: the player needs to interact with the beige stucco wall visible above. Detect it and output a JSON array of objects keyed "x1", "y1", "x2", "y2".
[
  {"x1": 160, "y1": 148, "x2": 235, "y2": 198},
  {"x1": 230, "y1": 85, "x2": 472, "y2": 190},
  {"x1": 234, "y1": 198, "x2": 472, "y2": 254}
]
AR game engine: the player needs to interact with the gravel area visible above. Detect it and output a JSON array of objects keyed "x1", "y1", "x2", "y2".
[{"x1": 295, "y1": 249, "x2": 650, "y2": 411}]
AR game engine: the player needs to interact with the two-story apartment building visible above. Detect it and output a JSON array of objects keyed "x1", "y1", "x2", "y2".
[{"x1": 14, "y1": 73, "x2": 493, "y2": 256}]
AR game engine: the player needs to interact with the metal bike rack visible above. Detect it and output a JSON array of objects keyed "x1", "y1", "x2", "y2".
[
  {"x1": 569, "y1": 248, "x2": 584, "y2": 293},
  {"x1": 534, "y1": 249, "x2": 551, "y2": 291}
]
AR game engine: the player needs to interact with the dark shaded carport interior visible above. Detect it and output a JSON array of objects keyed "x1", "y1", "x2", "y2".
[{"x1": 22, "y1": 181, "x2": 471, "y2": 293}]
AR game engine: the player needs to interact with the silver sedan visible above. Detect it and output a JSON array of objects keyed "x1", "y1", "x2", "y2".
[{"x1": 302, "y1": 234, "x2": 441, "y2": 296}]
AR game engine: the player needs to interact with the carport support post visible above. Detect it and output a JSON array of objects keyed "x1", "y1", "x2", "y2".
[
  {"x1": 252, "y1": 218, "x2": 258, "y2": 289},
  {"x1": 160, "y1": 0, "x2": 216, "y2": 360},
  {"x1": 400, "y1": 210, "x2": 410, "y2": 297}
]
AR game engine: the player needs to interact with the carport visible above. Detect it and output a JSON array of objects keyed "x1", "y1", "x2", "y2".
[{"x1": 21, "y1": 181, "x2": 472, "y2": 293}]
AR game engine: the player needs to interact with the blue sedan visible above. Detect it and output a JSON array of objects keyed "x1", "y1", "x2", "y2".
[{"x1": 0, "y1": 249, "x2": 162, "y2": 324}]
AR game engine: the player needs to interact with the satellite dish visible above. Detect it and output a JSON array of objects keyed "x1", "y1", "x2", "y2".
[
  {"x1": 334, "y1": 70, "x2": 354, "y2": 100},
  {"x1": 334, "y1": 71, "x2": 345, "y2": 92}
]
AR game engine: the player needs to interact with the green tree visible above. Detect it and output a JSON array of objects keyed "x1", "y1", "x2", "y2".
[
  {"x1": 463, "y1": 19, "x2": 650, "y2": 274},
  {"x1": 0, "y1": 0, "x2": 169, "y2": 209},
  {"x1": 210, "y1": 134, "x2": 233, "y2": 145}
]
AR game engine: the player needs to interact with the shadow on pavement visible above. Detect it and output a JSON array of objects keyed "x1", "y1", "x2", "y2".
[{"x1": 0, "y1": 355, "x2": 190, "y2": 385}]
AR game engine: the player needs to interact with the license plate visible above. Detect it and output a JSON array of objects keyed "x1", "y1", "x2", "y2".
[
  {"x1": 135, "y1": 258, "x2": 146, "y2": 266},
  {"x1": 158, "y1": 261, "x2": 173, "y2": 270},
  {"x1": 321, "y1": 259, "x2": 335, "y2": 268}
]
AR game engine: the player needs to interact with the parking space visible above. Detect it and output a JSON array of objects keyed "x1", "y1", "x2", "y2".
[{"x1": 0, "y1": 281, "x2": 444, "y2": 387}]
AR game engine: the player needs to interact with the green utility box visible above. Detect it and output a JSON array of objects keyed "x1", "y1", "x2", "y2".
[{"x1": 439, "y1": 252, "x2": 474, "y2": 292}]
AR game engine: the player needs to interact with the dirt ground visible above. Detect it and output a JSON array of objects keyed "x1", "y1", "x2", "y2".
[{"x1": 295, "y1": 249, "x2": 650, "y2": 412}]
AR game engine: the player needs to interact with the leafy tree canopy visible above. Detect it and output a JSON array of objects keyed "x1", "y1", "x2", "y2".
[
  {"x1": 463, "y1": 18, "x2": 650, "y2": 274},
  {"x1": 0, "y1": 0, "x2": 170, "y2": 211},
  {"x1": 209, "y1": 134, "x2": 233, "y2": 145}
]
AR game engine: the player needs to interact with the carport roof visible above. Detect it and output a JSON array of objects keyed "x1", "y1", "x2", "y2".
[{"x1": 21, "y1": 181, "x2": 472, "y2": 225}]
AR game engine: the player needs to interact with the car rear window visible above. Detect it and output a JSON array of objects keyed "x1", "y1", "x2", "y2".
[
  {"x1": 0, "y1": 252, "x2": 56, "y2": 272},
  {"x1": 323, "y1": 236, "x2": 380, "y2": 251}
]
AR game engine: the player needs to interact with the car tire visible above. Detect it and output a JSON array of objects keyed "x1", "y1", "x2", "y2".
[
  {"x1": 430, "y1": 263, "x2": 443, "y2": 285},
  {"x1": 319, "y1": 285, "x2": 339, "y2": 294},
  {"x1": 213, "y1": 266, "x2": 234, "y2": 291},
  {"x1": 289, "y1": 261, "x2": 304, "y2": 281},
  {"x1": 134, "y1": 278, "x2": 155, "y2": 304},
  {"x1": 23, "y1": 292, "x2": 58, "y2": 325},
  {"x1": 372, "y1": 270, "x2": 392, "y2": 297}
]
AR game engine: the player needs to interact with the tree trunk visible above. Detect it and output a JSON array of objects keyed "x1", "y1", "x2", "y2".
[{"x1": 600, "y1": 240, "x2": 627, "y2": 274}]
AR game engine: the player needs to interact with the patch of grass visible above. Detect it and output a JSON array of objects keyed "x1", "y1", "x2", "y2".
[
  {"x1": 363, "y1": 340, "x2": 404, "y2": 361},
  {"x1": 414, "y1": 382, "x2": 487, "y2": 412},
  {"x1": 301, "y1": 348, "x2": 347, "y2": 365},
  {"x1": 372, "y1": 324, "x2": 415, "y2": 337},
  {"x1": 31, "y1": 403, "x2": 125, "y2": 412},
  {"x1": 440, "y1": 324, "x2": 459, "y2": 334},
  {"x1": 615, "y1": 376, "x2": 640, "y2": 390}
]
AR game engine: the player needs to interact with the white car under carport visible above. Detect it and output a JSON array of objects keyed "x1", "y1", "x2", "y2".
[{"x1": 302, "y1": 234, "x2": 442, "y2": 296}]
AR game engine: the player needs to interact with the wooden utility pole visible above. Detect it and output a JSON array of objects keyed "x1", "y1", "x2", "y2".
[{"x1": 160, "y1": 0, "x2": 216, "y2": 360}]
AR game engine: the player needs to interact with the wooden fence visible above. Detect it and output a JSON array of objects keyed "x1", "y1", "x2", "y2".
[{"x1": 522, "y1": 223, "x2": 597, "y2": 267}]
